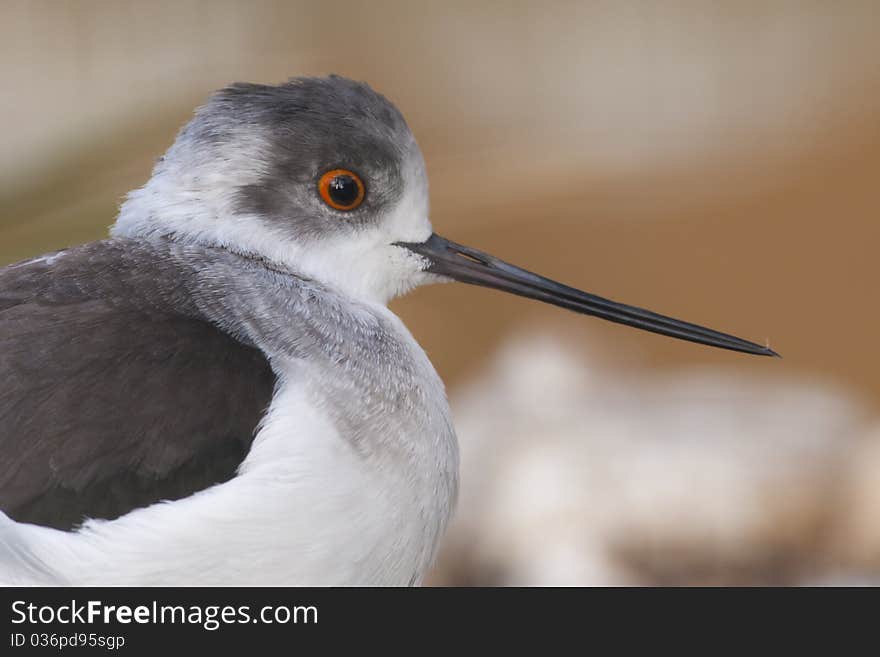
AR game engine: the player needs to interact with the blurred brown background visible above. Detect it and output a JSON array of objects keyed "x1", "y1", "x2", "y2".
[{"x1": 2, "y1": 1, "x2": 878, "y2": 585}]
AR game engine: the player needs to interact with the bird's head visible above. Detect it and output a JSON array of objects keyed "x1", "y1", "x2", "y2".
[
  {"x1": 114, "y1": 75, "x2": 433, "y2": 303},
  {"x1": 114, "y1": 75, "x2": 776, "y2": 357}
]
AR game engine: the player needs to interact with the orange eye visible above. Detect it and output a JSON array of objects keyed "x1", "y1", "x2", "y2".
[{"x1": 318, "y1": 169, "x2": 365, "y2": 211}]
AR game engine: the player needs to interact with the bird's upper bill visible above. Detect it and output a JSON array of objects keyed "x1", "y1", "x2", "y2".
[
  {"x1": 398, "y1": 234, "x2": 777, "y2": 357},
  {"x1": 113, "y1": 75, "x2": 776, "y2": 357}
]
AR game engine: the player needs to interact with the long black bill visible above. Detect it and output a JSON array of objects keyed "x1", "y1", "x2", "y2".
[{"x1": 398, "y1": 233, "x2": 778, "y2": 357}]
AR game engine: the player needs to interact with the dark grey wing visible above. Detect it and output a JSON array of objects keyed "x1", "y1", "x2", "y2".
[{"x1": 0, "y1": 243, "x2": 277, "y2": 530}]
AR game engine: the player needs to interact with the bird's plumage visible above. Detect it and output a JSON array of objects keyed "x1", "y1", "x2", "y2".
[
  {"x1": 0, "y1": 240, "x2": 276, "y2": 530},
  {"x1": 0, "y1": 235, "x2": 458, "y2": 585},
  {"x1": 0, "y1": 76, "x2": 456, "y2": 585},
  {"x1": 0, "y1": 73, "x2": 773, "y2": 586}
]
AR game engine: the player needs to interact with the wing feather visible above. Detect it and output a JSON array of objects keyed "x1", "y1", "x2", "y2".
[{"x1": 0, "y1": 243, "x2": 276, "y2": 530}]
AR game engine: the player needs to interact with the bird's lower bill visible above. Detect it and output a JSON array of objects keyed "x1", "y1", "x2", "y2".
[{"x1": 397, "y1": 233, "x2": 778, "y2": 357}]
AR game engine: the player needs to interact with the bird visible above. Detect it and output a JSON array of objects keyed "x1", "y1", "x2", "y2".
[{"x1": 0, "y1": 75, "x2": 777, "y2": 586}]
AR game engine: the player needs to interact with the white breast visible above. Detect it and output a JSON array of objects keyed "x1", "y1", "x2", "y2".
[{"x1": 0, "y1": 328, "x2": 458, "y2": 586}]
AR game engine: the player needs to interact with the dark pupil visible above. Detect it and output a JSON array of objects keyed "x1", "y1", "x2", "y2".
[{"x1": 328, "y1": 175, "x2": 359, "y2": 206}]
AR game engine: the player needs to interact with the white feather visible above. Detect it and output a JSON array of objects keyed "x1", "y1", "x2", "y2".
[{"x1": 1, "y1": 311, "x2": 457, "y2": 585}]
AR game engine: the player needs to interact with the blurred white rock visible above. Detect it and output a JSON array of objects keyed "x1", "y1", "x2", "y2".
[{"x1": 430, "y1": 331, "x2": 877, "y2": 585}]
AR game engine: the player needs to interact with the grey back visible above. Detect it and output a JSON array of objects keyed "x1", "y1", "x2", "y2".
[{"x1": 0, "y1": 240, "x2": 276, "y2": 530}]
